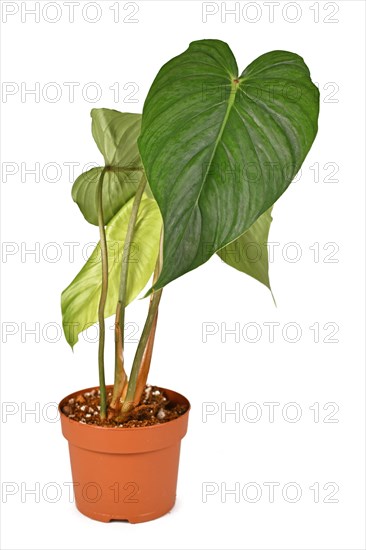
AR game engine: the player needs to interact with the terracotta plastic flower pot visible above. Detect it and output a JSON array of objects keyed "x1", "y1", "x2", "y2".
[{"x1": 59, "y1": 385, "x2": 190, "y2": 523}]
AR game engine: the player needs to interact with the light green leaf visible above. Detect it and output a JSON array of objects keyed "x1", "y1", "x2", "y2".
[
  {"x1": 138, "y1": 40, "x2": 319, "y2": 291},
  {"x1": 72, "y1": 109, "x2": 148, "y2": 226},
  {"x1": 61, "y1": 196, "x2": 162, "y2": 348},
  {"x1": 217, "y1": 208, "x2": 273, "y2": 289},
  {"x1": 91, "y1": 108, "x2": 142, "y2": 168},
  {"x1": 72, "y1": 166, "x2": 142, "y2": 226}
]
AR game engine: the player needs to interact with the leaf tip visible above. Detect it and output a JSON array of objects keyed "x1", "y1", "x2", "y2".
[
  {"x1": 142, "y1": 286, "x2": 154, "y2": 299},
  {"x1": 270, "y1": 288, "x2": 277, "y2": 307}
]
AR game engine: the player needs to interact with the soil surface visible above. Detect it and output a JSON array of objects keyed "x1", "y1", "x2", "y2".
[{"x1": 61, "y1": 385, "x2": 188, "y2": 428}]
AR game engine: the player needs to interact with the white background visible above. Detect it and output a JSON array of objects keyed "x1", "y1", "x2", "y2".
[{"x1": 1, "y1": 1, "x2": 365, "y2": 549}]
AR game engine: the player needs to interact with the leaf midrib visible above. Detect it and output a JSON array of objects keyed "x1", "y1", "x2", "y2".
[
  {"x1": 195, "y1": 76, "x2": 240, "y2": 209},
  {"x1": 158, "y1": 77, "x2": 241, "y2": 284}
]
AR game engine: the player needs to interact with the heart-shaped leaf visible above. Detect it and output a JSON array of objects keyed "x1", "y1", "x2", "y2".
[
  {"x1": 138, "y1": 40, "x2": 319, "y2": 291},
  {"x1": 61, "y1": 196, "x2": 162, "y2": 348},
  {"x1": 217, "y1": 208, "x2": 273, "y2": 289},
  {"x1": 72, "y1": 109, "x2": 148, "y2": 226}
]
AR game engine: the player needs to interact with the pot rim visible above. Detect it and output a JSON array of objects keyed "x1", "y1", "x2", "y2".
[{"x1": 59, "y1": 384, "x2": 191, "y2": 432}]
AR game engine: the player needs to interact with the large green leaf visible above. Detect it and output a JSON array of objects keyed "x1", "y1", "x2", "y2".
[
  {"x1": 138, "y1": 40, "x2": 319, "y2": 291},
  {"x1": 61, "y1": 196, "x2": 162, "y2": 348},
  {"x1": 217, "y1": 208, "x2": 272, "y2": 289},
  {"x1": 72, "y1": 109, "x2": 147, "y2": 226}
]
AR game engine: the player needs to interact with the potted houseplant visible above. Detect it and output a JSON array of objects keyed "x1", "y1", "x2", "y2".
[{"x1": 59, "y1": 39, "x2": 319, "y2": 523}]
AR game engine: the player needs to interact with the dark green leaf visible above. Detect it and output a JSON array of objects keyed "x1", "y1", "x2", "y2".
[
  {"x1": 217, "y1": 208, "x2": 272, "y2": 289},
  {"x1": 138, "y1": 40, "x2": 319, "y2": 291}
]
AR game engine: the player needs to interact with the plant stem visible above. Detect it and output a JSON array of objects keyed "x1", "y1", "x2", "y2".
[
  {"x1": 119, "y1": 231, "x2": 163, "y2": 416},
  {"x1": 110, "y1": 174, "x2": 147, "y2": 408},
  {"x1": 120, "y1": 290, "x2": 162, "y2": 415},
  {"x1": 109, "y1": 301, "x2": 127, "y2": 414},
  {"x1": 133, "y1": 309, "x2": 159, "y2": 404},
  {"x1": 97, "y1": 167, "x2": 108, "y2": 420}
]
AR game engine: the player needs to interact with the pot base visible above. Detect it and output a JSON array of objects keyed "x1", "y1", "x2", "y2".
[{"x1": 76, "y1": 500, "x2": 175, "y2": 523}]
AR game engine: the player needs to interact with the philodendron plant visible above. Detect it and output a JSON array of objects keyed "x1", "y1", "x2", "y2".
[{"x1": 61, "y1": 39, "x2": 319, "y2": 422}]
